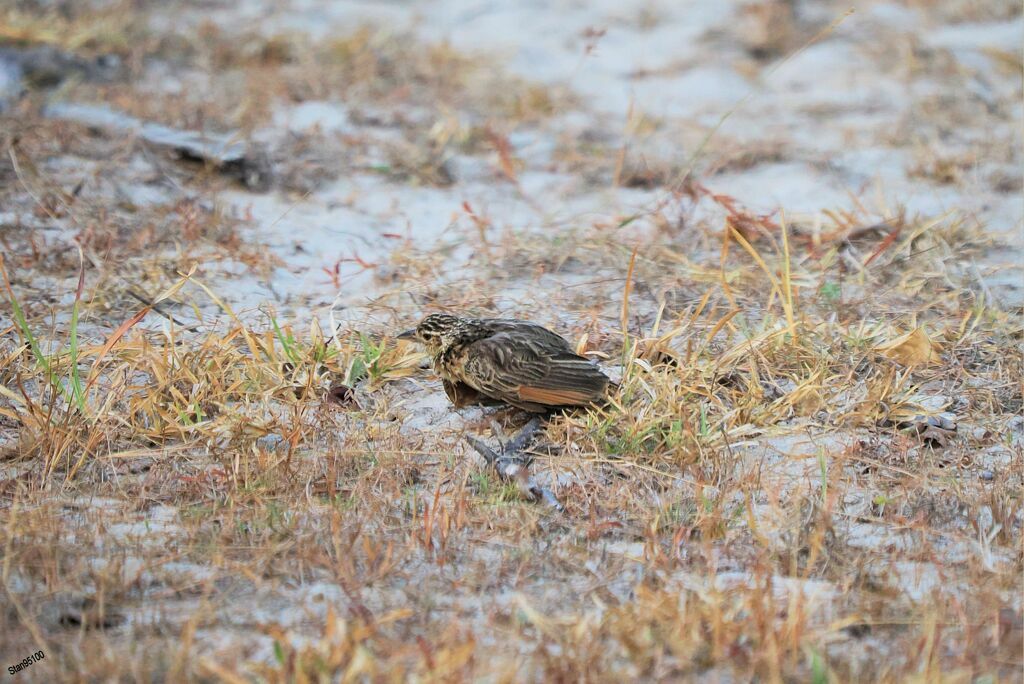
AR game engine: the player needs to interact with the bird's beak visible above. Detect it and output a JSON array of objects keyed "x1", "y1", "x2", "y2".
[{"x1": 396, "y1": 329, "x2": 417, "y2": 341}]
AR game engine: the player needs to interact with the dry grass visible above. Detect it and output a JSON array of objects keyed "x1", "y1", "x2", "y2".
[
  {"x1": 1, "y1": 0, "x2": 1022, "y2": 681},
  {"x1": 2, "y1": 198, "x2": 1020, "y2": 680}
]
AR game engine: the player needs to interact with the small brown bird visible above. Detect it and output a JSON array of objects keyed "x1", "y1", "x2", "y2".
[{"x1": 398, "y1": 313, "x2": 611, "y2": 412}]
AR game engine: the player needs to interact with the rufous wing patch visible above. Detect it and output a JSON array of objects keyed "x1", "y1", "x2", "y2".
[{"x1": 517, "y1": 385, "x2": 594, "y2": 406}]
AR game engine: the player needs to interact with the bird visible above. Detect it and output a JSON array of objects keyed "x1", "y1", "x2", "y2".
[{"x1": 397, "y1": 313, "x2": 612, "y2": 413}]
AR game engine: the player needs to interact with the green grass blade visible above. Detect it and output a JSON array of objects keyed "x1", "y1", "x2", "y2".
[
  {"x1": 68, "y1": 298, "x2": 86, "y2": 412},
  {"x1": 9, "y1": 287, "x2": 52, "y2": 376},
  {"x1": 268, "y1": 312, "x2": 300, "y2": 366}
]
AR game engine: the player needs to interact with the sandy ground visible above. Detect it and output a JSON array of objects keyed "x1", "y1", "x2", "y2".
[{"x1": 1, "y1": 0, "x2": 1022, "y2": 680}]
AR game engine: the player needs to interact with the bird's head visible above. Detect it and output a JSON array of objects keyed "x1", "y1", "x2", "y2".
[{"x1": 397, "y1": 313, "x2": 467, "y2": 356}]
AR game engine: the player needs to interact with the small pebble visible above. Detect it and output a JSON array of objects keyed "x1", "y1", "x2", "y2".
[
  {"x1": 255, "y1": 434, "x2": 286, "y2": 452},
  {"x1": 978, "y1": 469, "x2": 994, "y2": 481}
]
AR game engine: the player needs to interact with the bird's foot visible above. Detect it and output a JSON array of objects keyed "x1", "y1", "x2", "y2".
[
  {"x1": 464, "y1": 416, "x2": 561, "y2": 511},
  {"x1": 489, "y1": 415, "x2": 543, "y2": 456}
]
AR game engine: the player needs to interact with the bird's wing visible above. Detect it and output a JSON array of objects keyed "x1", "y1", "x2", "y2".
[
  {"x1": 462, "y1": 332, "x2": 609, "y2": 407},
  {"x1": 477, "y1": 319, "x2": 577, "y2": 354}
]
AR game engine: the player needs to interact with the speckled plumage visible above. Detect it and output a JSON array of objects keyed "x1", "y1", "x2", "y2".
[{"x1": 399, "y1": 313, "x2": 611, "y2": 412}]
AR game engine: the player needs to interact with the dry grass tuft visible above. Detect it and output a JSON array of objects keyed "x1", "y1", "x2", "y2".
[{"x1": 0, "y1": 1, "x2": 1021, "y2": 680}]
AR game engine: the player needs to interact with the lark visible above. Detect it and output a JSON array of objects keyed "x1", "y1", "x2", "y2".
[{"x1": 398, "y1": 313, "x2": 611, "y2": 413}]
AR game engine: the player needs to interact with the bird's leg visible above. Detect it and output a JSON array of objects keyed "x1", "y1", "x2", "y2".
[
  {"x1": 504, "y1": 415, "x2": 544, "y2": 454},
  {"x1": 489, "y1": 420, "x2": 507, "y2": 451},
  {"x1": 501, "y1": 415, "x2": 562, "y2": 510},
  {"x1": 463, "y1": 414, "x2": 561, "y2": 511},
  {"x1": 463, "y1": 434, "x2": 502, "y2": 469},
  {"x1": 463, "y1": 436, "x2": 534, "y2": 499}
]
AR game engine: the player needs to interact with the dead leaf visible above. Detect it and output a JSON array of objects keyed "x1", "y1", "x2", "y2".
[
  {"x1": 695, "y1": 183, "x2": 780, "y2": 241},
  {"x1": 898, "y1": 414, "x2": 957, "y2": 448},
  {"x1": 918, "y1": 424, "x2": 955, "y2": 448},
  {"x1": 327, "y1": 383, "x2": 359, "y2": 408},
  {"x1": 484, "y1": 127, "x2": 519, "y2": 183},
  {"x1": 875, "y1": 327, "x2": 940, "y2": 366}
]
